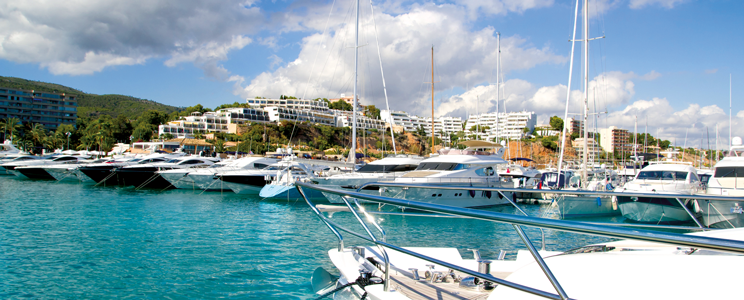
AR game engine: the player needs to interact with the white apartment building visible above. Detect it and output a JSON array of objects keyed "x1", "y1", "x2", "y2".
[
  {"x1": 159, "y1": 107, "x2": 270, "y2": 138},
  {"x1": 380, "y1": 110, "x2": 463, "y2": 141},
  {"x1": 465, "y1": 111, "x2": 537, "y2": 141},
  {"x1": 573, "y1": 138, "x2": 603, "y2": 163}
]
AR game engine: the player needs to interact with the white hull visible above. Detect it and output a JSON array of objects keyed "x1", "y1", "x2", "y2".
[
  {"x1": 618, "y1": 201, "x2": 693, "y2": 223},
  {"x1": 555, "y1": 195, "x2": 620, "y2": 218},
  {"x1": 697, "y1": 199, "x2": 744, "y2": 228},
  {"x1": 383, "y1": 185, "x2": 512, "y2": 208},
  {"x1": 159, "y1": 171, "x2": 196, "y2": 189}
]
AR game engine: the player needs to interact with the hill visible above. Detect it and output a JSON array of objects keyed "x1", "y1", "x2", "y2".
[{"x1": 0, "y1": 76, "x2": 182, "y2": 119}]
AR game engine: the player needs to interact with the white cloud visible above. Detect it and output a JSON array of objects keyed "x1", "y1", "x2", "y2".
[
  {"x1": 455, "y1": 0, "x2": 554, "y2": 19},
  {"x1": 237, "y1": 4, "x2": 566, "y2": 113},
  {"x1": 705, "y1": 69, "x2": 718, "y2": 74},
  {"x1": 268, "y1": 54, "x2": 283, "y2": 69},
  {"x1": 0, "y1": 0, "x2": 263, "y2": 76},
  {"x1": 629, "y1": 0, "x2": 687, "y2": 9},
  {"x1": 639, "y1": 70, "x2": 661, "y2": 80}
]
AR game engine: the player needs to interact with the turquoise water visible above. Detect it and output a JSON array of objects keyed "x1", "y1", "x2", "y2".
[{"x1": 1, "y1": 176, "x2": 615, "y2": 299}]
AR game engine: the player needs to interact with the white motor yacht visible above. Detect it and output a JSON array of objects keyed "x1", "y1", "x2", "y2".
[
  {"x1": 77, "y1": 153, "x2": 180, "y2": 185},
  {"x1": 317, "y1": 154, "x2": 423, "y2": 203},
  {"x1": 497, "y1": 160, "x2": 542, "y2": 200},
  {"x1": 699, "y1": 137, "x2": 744, "y2": 228},
  {"x1": 0, "y1": 140, "x2": 24, "y2": 157},
  {"x1": 159, "y1": 156, "x2": 278, "y2": 191},
  {"x1": 4, "y1": 155, "x2": 92, "y2": 178},
  {"x1": 0, "y1": 155, "x2": 40, "y2": 175},
  {"x1": 615, "y1": 157, "x2": 703, "y2": 224},
  {"x1": 380, "y1": 141, "x2": 514, "y2": 208},
  {"x1": 116, "y1": 156, "x2": 220, "y2": 189}
]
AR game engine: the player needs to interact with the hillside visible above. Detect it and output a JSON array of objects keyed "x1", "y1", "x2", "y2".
[{"x1": 0, "y1": 76, "x2": 182, "y2": 119}]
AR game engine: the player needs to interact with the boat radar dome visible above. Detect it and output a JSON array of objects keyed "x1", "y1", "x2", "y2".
[{"x1": 733, "y1": 137, "x2": 743, "y2": 146}]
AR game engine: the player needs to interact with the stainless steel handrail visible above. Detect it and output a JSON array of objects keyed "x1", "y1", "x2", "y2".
[
  {"x1": 303, "y1": 182, "x2": 744, "y2": 253},
  {"x1": 298, "y1": 182, "x2": 744, "y2": 300},
  {"x1": 357, "y1": 182, "x2": 744, "y2": 202}
]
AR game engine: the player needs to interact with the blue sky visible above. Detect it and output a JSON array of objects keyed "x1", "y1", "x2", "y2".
[{"x1": 0, "y1": 0, "x2": 742, "y2": 146}]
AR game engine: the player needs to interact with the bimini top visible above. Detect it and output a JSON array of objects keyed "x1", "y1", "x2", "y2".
[{"x1": 459, "y1": 140, "x2": 503, "y2": 149}]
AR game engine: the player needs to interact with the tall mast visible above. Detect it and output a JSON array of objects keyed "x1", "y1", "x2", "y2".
[
  {"x1": 557, "y1": 0, "x2": 580, "y2": 187},
  {"x1": 581, "y1": 0, "x2": 589, "y2": 186},
  {"x1": 431, "y1": 45, "x2": 435, "y2": 153},
  {"x1": 496, "y1": 32, "x2": 500, "y2": 143},
  {"x1": 730, "y1": 74, "x2": 732, "y2": 146},
  {"x1": 348, "y1": 0, "x2": 359, "y2": 164}
]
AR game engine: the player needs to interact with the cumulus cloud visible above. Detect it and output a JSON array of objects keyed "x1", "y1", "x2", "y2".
[
  {"x1": 238, "y1": 3, "x2": 566, "y2": 114},
  {"x1": 0, "y1": 0, "x2": 263, "y2": 76},
  {"x1": 629, "y1": 0, "x2": 687, "y2": 9},
  {"x1": 455, "y1": 0, "x2": 554, "y2": 19}
]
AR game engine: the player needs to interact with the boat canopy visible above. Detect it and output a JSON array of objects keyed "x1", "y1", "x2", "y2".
[{"x1": 458, "y1": 140, "x2": 503, "y2": 149}]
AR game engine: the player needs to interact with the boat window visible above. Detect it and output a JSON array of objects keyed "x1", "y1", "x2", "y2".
[
  {"x1": 475, "y1": 167, "x2": 495, "y2": 176},
  {"x1": 253, "y1": 163, "x2": 269, "y2": 169},
  {"x1": 714, "y1": 167, "x2": 744, "y2": 178},
  {"x1": 53, "y1": 156, "x2": 76, "y2": 161},
  {"x1": 178, "y1": 160, "x2": 203, "y2": 165},
  {"x1": 263, "y1": 166, "x2": 281, "y2": 171},
  {"x1": 690, "y1": 173, "x2": 700, "y2": 183},
  {"x1": 637, "y1": 171, "x2": 688, "y2": 181},
  {"x1": 727, "y1": 150, "x2": 744, "y2": 157},
  {"x1": 415, "y1": 162, "x2": 460, "y2": 171}
]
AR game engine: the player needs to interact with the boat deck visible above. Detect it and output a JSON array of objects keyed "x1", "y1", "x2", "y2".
[{"x1": 386, "y1": 265, "x2": 491, "y2": 300}]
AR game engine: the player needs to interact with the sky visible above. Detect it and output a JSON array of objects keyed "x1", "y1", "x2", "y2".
[{"x1": 0, "y1": 0, "x2": 742, "y2": 148}]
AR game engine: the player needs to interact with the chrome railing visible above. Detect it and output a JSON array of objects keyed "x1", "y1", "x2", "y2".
[{"x1": 296, "y1": 182, "x2": 744, "y2": 300}]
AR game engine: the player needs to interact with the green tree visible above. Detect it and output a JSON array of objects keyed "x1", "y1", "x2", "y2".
[
  {"x1": 2, "y1": 117, "x2": 22, "y2": 142},
  {"x1": 542, "y1": 135, "x2": 559, "y2": 151},
  {"x1": 329, "y1": 100, "x2": 353, "y2": 111},
  {"x1": 549, "y1": 116, "x2": 564, "y2": 132},
  {"x1": 364, "y1": 105, "x2": 381, "y2": 119}
]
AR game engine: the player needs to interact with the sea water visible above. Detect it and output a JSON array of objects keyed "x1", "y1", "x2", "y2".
[{"x1": 1, "y1": 176, "x2": 619, "y2": 299}]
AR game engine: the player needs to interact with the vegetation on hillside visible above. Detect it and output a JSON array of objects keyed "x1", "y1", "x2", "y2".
[{"x1": 0, "y1": 76, "x2": 182, "y2": 119}]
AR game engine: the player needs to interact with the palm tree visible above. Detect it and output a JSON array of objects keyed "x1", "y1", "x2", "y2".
[
  {"x1": 2, "y1": 117, "x2": 22, "y2": 142},
  {"x1": 30, "y1": 123, "x2": 48, "y2": 152}
]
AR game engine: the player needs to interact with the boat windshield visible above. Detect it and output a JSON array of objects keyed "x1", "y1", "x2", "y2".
[
  {"x1": 727, "y1": 150, "x2": 744, "y2": 157},
  {"x1": 357, "y1": 164, "x2": 418, "y2": 173},
  {"x1": 636, "y1": 171, "x2": 688, "y2": 181},
  {"x1": 415, "y1": 162, "x2": 468, "y2": 171},
  {"x1": 714, "y1": 167, "x2": 744, "y2": 178}
]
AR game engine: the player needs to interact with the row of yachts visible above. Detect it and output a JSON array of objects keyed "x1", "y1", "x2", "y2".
[{"x1": 3, "y1": 138, "x2": 744, "y2": 228}]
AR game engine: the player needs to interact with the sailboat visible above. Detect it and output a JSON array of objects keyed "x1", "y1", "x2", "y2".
[{"x1": 547, "y1": 0, "x2": 622, "y2": 218}]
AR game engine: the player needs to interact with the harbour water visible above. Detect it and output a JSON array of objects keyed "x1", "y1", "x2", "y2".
[{"x1": 3, "y1": 177, "x2": 632, "y2": 299}]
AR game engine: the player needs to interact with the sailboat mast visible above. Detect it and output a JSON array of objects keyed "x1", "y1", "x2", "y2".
[
  {"x1": 557, "y1": 0, "x2": 580, "y2": 187},
  {"x1": 730, "y1": 74, "x2": 732, "y2": 146},
  {"x1": 496, "y1": 32, "x2": 500, "y2": 143},
  {"x1": 349, "y1": 0, "x2": 359, "y2": 164},
  {"x1": 431, "y1": 45, "x2": 435, "y2": 154},
  {"x1": 581, "y1": 0, "x2": 589, "y2": 186}
]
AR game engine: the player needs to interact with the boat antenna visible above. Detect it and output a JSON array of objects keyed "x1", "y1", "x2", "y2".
[{"x1": 347, "y1": 0, "x2": 359, "y2": 165}]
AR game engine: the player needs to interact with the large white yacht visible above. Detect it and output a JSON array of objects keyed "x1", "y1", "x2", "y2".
[
  {"x1": 699, "y1": 137, "x2": 744, "y2": 228},
  {"x1": 379, "y1": 141, "x2": 513, "y2": 208},
  {"x1": 317, "y1": 154, "x2": 423, "y2": 203},
  {"x1": 158, "y1": 156, "x2": 278, "y2": 191},
  {"x1": 77, "y1": 154, "x2": 181, "y2": 185},
  {"x1": 615, "y1": 154, "x2": 703, "y2": 224},
  {"x1": 116, "y1": 156, "x2": 220, "y2": 189},
  {"x1": 3, "y1": 155, "x2": 92, "y2": 178},
  {"x1": 0, "y1": 140, "x2": 24, "y2": 157}
]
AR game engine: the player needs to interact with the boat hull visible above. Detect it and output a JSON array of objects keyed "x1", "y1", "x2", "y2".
[
  {"x1": 259, "y1": 183, "x2": 327, "y2": 200},
  {"x1": 617, "y1": 196, "x2": 696, "y2": 224},
  {"x1": 219, "y1": 174, "x2": 271, "y2": 194},
  {"x1": 556, "y1": 195, "x2": 621, "y2": 218},
  {"x1": 383, "y1": 185, "x2": 513, "y2": 208},
  {"x1": 79, "y1": 166, "x2": 123, "y2": 185},
  {"x1": 697, "y1": 199, "x2": 744, "y2": 228},
  {"x1": 16, "y1": 167, "x2": 56, "y2": 180},
  {"x1": 159, "y1": 171, "x2": 196, "y2": 190},
  {"x1": 117, "y1": 168, "x2": 174, "y2": 189}
]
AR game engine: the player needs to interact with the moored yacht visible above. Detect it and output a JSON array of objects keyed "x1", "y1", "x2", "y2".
[
  {"x1": 379, "y1": 141, "x2": 514, "y2": 208},
  {"x1": 0, "y1": 140, "x2": 24, "y2": 157},
  {"x1": 317, "y1": 154, "x2": 423, "y2": 203},
  {"x1": 116, "y1": 156, "x2": 219, "y2": 189},
  {"x1": 14, "y1": 155, "x2": 98, "y2": 180},
  {"x1": 0, "y1": 155, "x2": 40, "y2": 175},
  {"x1": 5, "y1": 155, "x2": 92, "y2": 178},
  {"x1": 699, "y1": 137, "x2": 744, "y2": 228},
  {"x1": 615, "y1": 158, "x2": 703, "y2": 224},
  {"x1": 160, "y1": 156, "x2": 278, "y2": 191},
  {"x1": 77, "y1": 154, "x2": 178, "y2": 185}
]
